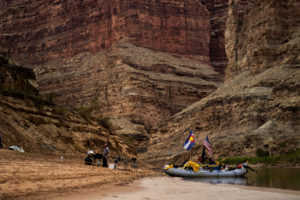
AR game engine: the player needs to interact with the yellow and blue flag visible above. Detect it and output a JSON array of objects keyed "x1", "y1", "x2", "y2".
[{"x1": 183, "y1": 130, "x2": 195, "y2": 150}]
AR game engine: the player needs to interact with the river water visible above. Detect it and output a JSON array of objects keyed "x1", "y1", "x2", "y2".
[{"x1": 186, "y1": 167, "x2": 300, "y2": 191}]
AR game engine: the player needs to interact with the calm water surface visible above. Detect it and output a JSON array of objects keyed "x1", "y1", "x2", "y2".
[{"x1": 185, "y1": 167, "x2": 300, "y2": 191}]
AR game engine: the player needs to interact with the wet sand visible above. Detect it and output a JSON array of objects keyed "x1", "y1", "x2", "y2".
[{"x1": 53, "y1": 176, "x2": 300, "y2": 200}]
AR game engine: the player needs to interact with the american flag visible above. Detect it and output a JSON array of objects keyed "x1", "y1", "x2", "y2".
[{"x1": 203, "y1": 135, "x2": 212, "y2": 157}]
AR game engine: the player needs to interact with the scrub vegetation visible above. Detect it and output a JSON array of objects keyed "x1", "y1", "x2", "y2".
[{"x1": 219, "y1": 150, "x2": 300, "y2": 165}]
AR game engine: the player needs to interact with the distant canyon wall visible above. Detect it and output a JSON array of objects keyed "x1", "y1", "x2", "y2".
[
  {"x1": 0, "y1": 0, "x2": 215, "y2": 65},
  {"x1": 35, "y1": 42, "x2": 222, "y2": 138},
  {"x1": 201, "y1": 0, "x2": 229, "y2": 74},
  {"x1": 225, "y1": 0, "x2": 299, "y2": 79},
  {"x1": 142, "y1": 0, "x2": 300, "y2": 163},
  {"x1": 0, "y1": 0, "x2": 228, "y2": 136}
]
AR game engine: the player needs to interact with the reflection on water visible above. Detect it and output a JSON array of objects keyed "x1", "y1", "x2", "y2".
[
  {"x1": 246, "y1": 167, "x2": 300, "y2": 191},
  {"x1": 184, "y1": 167, "x2": 300, "y2": 191},
  {"x1": 184, "y1": 177, "x2": 247, "y2": 185}
]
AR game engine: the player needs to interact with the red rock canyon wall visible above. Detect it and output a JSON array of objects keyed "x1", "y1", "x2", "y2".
[{"x1": 0, "y1": 0, "x2": 213, "y2": 65}]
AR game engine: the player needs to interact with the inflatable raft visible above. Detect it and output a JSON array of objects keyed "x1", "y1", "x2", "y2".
[{"x1": 163, "y1": 164, "x2": 247, "y2": 177}]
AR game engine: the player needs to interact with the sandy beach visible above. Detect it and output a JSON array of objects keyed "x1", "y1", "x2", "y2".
[
  {"x1": 0, "y1": 149, "x2": 158, "y2": 200},
  {"x1": 1, "y1": 150, "x2": 299, "y2": 200}
]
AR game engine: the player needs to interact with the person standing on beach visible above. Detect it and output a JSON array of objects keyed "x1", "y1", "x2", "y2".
[{"x1": 102, "y1": 144, "x2": 109, "y2": 167}]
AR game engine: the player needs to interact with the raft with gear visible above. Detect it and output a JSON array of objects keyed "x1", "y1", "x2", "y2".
[
  {"x1": 163, "y1": 161, "x2": 250, "y2": 178},
  {"x1": 164, "y1": 132, "x2": 257, "y2": 178}
]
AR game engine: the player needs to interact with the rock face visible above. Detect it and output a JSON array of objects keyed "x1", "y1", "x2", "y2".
[
  {"x1": 0, "y1": 56, "x2": 38, "y2": 95},
  {"x1": 142, "y1": 0, "x2": 300, "y2": 164},
  {"x1": 0, "y1": 56, "x2": 136, "y2": 157},
  {"x1": 201, "y1": 0, "x2": 229, "y2": 75},
  {"x1": 0, "y1": 0, "x2": 227, "y2": 141},
  {"x1": 0, "y1": 0, "x2": 212, "y2": 65},
  {"x1": 225, "y1": 0, "x2": 299, "y2": 79},
  {"x1": 35, "y1": 42, "x2": 222, "y2": 142}
]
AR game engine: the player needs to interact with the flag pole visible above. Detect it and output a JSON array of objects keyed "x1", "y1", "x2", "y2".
[{"x1": 189, "y1": 128, "x2": 192, "y2": 161}]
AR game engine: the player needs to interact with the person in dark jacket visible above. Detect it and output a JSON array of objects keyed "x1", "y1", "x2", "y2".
[
  {"x1": 102, "y1": 144, "x2": 109, "y2": 167},
  {"x1": 209, "y1": 157, "x2": 216, "y2": 165}
]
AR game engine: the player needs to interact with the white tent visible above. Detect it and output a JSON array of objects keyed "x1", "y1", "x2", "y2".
[{"x1": 8, "y1": 145, "x2": 25, "y2": 152}]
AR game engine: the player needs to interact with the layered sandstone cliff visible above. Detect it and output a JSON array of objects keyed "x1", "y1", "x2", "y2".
[
  {"x1": 34, "y1": 42, "x2": 221, "y2": 146},
  {"x1": 0, "y1": 56, "x2": 135, "y2": 156},
  {"x1": 0, "y1": 0, "x2": 227, "y2": 143},
  {"x1": 225, "y1": 0, "x2": 299, "y2": 79},
  {"x1": 142, "y1": 0, "x2": 300, "y2": 164},
  {"x1": 0, "y1": 0, "x2": 212, "y2": 65},
  {"x1": 201, "y1": 0, "x2": 229, "y2": 74}
]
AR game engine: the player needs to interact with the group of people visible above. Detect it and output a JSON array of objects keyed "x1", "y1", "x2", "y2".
[
  {"x1": 85, "y1": 144, "x2": 137, "y2": 170},
  {"x1": 86, "y1": 143, "x2": 110, "y2": 167}
]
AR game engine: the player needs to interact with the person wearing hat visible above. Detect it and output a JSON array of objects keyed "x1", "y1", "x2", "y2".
[{"x1": 102, "y1": 143, "x2": 109, "y2": 167}]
